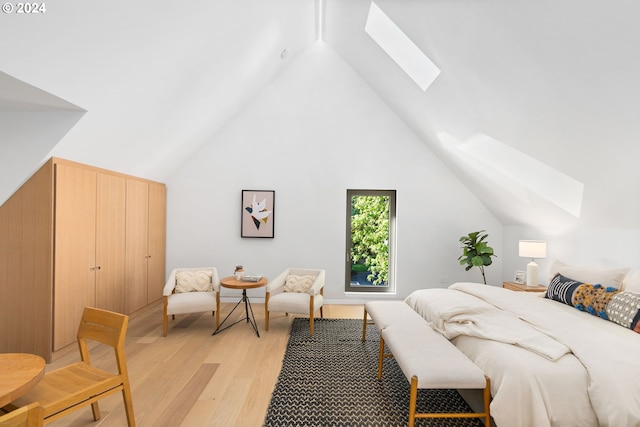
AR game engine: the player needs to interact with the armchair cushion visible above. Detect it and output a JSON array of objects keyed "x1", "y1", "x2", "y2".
[
  {"x1": 166, "y1": 291, "x2": 217, "y2": 316},
  {"x1": 284, "y1": 274, "x2": 316, "y2": 293},
  {"x1": 175, "y1": 270, "x2": 213, "y2": 293},
  {"x1": 268, "y1": 292, "x2": 324, "y2": 314}
]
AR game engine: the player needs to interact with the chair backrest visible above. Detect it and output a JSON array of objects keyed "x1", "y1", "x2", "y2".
[
  {"x1": 288, "y1": 268, "x2": 322, "y2": 278},
  {"x1": 164, "y1": 267, "x2": 220, "y2": 295},
  {"x1": 76, "y1": 307, "x2": 129, "y2": 373},
  {"x1": 282, "y1": 269, "x2": 325, "y2": 293},
  {"x1": 0, "y1": 403, "x2": 43, "y2": 427}
]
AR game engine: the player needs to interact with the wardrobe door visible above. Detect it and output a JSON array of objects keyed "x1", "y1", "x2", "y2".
[
  {"x1": 147, "y1": 182, "x2": 166, "y2": 304},
  {"x1": 125, "y1": 179, "x2": 149, "y2": 314},
  {"x1": 53, "y1": 164, "x2": 97, "y2": 350},
  {"x1": 0, "y1": 159, "x2": 53, "y2": 361},
  {"x1": 95, "y1": 173, "x2": 126, "y2": 313},
  {"x1": 0, "y1": 197, "x2": 7, "y2": 353}
]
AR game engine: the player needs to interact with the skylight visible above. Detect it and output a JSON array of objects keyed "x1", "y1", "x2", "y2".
[{"x1": 365, "y1": 1, "x2": 440, "y2": 91}]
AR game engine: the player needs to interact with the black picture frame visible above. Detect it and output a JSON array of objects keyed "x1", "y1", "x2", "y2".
[{"x1": 241, "y1": 190, "x2": 275, "y2": 238}]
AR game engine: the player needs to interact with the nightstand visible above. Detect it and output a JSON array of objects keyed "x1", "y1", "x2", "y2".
[{"x1": 503, "y1": 281, "x2": 547, "y2": 292}]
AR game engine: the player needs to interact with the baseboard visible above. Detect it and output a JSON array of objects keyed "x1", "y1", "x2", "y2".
[{"x1": 218, "y1": 296, "x2": 380, "y2": 305}]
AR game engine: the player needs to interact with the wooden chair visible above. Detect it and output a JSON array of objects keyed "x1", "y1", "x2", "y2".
[
  {"x1": 10, "y1": 307, "x2": 136, "y2": 426},
  {"x1": 0, "y1": 403, "x2": 43, "y2": 427}
]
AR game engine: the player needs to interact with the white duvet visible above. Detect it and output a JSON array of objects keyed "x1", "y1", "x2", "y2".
[{"x1": 404, "y1": 282, "x2": 640, "y2": 427}]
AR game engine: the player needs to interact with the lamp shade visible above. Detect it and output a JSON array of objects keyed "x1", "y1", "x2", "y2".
[{"x1": 519, "y1": 240, "x2": 547, "y2": 259}]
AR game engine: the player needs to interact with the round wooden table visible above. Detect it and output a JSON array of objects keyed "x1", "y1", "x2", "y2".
[
  {"x1": 0, "y1": 353, "x2": 46, "y2": 407},
  {"x1": 213, "y1": 276, "x2": 268, "y2": 337}
]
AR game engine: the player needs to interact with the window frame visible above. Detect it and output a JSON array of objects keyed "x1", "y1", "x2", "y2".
[{"x1": 344, "y1": 189, "x2": 397, "y2": 293}]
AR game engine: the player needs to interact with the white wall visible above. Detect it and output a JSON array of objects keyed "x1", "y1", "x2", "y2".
[
  {"x1": 165, "y1": 42, "x2": 503, "y2": 303},
  {"x1": 502, "y1": 226, "x2": 640, "y2": 287}
]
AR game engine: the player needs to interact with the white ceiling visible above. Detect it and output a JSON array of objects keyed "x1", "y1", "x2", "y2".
[
  {"x1": 1, "y1": 0, "x2": 639, "y2": 230},
  {"x1": 0, "y1": 0, "x2": 314, "y2": 197},
  {"x1": 325, "y1": 0, "x2": 640, "y2": 229}
]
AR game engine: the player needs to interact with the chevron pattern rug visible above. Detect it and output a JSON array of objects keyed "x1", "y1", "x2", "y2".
[{"x1": 263, "y1": 318, "x2": 484, "y2": 427}]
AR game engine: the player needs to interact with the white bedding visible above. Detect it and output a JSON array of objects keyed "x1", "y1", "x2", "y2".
[
  {"x1": 406, "y1": 288, "x2": 569, "y2": 361},
  {"x1": 404, "y1": 282, "x2": 640, "y2": 427}
]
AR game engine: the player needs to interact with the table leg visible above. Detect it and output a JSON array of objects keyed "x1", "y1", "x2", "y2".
[
  {"x1": 245, "y1": 292, "x2": 260, "y2": 337},
  {"x1": 212, "y1": 289, "x2": 261, "y2": 337},
  {"x1": 243, "y1": 290, "x2": 250, "y2": 323}
]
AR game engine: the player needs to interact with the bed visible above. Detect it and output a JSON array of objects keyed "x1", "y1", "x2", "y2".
[{"x1": 404, "y1": 263, "x2": 640, "y2": 427}]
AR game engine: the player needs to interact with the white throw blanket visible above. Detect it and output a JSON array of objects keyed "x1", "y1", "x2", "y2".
[{"x1": 405, "y1": 287, "x2": 569, "y2": 361}]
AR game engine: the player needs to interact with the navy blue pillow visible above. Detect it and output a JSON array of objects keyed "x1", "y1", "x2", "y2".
[{"x1": 545, "y1": 273, "x2": 584, "y2": 305}]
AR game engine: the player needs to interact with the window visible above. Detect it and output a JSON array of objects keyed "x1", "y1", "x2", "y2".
[
  {"x1": 365, "y1": 1, "x2": 441, "y2": 91},
  {"x1": 345, "y1": 189, "x2": 396, "y2": 293}
]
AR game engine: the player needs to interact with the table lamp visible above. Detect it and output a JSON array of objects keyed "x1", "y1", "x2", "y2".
[{"x1": 519, "y1": 240, "x2": 547, "y2": 287}]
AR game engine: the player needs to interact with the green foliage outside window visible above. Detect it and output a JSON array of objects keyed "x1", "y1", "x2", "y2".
[{"x1": 350, "y1": 195, "x2": 389, "y2": 285}]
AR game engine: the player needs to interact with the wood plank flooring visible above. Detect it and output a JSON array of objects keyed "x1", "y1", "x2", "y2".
[{"x1": 45, "y1": 302, "x2": 364, "y2": 427}]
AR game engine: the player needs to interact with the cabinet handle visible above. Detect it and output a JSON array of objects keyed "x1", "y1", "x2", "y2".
[
  {"x1": 145, "y1": 255, "x2": 151, "y2": 259},
  {"x1": 89, "y1": 266, "x2": 102, "y2": 271}
]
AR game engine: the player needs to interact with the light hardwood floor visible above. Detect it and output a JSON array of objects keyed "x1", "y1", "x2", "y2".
[{"x1": 45, "y1": 301, "x2": 365, "y2": 427}]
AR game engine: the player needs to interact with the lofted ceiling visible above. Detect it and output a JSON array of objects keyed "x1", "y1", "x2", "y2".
[
  {"x1": 0, "y1": 0, "x2": 315, "y2": 201},
  {"x1": 324, "y1": 0, "x2": 640, "y2": 230},
  {"x1": 1, "y1": 0, "x2": 639, "y2": 231}
]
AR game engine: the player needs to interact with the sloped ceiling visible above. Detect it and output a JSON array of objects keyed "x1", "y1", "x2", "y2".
[
  {"x1": 1, "y1": 0, "x2": 639, "y2": 231},
  {"x1": 0, "y1": 0, "x2": 314, "y2": 202},
  {"x1": 0, "y1": 71, "x2": 85, "y2": 202},
  {"x1": 325, "y1": 0, "x2": 640, "y2": 230}
]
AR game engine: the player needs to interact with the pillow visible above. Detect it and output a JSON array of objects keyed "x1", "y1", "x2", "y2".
[
  {"x1": 175, "y1": 270, "x2": 213, "y2": 293},
  {"x1": 546, "y1": 273, "x2": 621, "y2": 319},
  {"x1": 284, "y1": 274, "x2": 316, "y2": 293},
  {"x1": 606, "y1": 291, "x2": 640, "y2": 333},
  {"x1": 621, "y1": 270, "x2": 640, "y2": 293},
  {"x1": 572, "y1": 283, "x2": 620, "y2": 319},
  {"x1": 549, "y1": 260, "x2": 629, "y2": 288},
  {"x1": 545, "y1": 273, "x2": 583, "y2": 306}
]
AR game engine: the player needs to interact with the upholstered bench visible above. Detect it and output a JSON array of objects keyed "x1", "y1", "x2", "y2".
[
  {"x1": 362, "y1": 300, "x2": 424, "y2": 341},
  {"x1": 362, "y1": 301, "x2": 491, "y2": 427}
]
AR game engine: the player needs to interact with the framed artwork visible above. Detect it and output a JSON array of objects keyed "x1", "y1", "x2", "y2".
[
  {"x1": 241, "y1": 190, "x2": 275, "y2": 238},
  {"x1": 514, "y1": 270, "x2": 526, "y2": 284}
]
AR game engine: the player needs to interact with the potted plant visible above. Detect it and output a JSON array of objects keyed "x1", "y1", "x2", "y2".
[{"x1": 458, "y1": 230, "x2": 496, "y2": 284}]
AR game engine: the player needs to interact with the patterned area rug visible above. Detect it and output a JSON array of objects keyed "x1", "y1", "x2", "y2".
[{"x1": 263, "y1": 318, "x2": 484, "y2": 427}]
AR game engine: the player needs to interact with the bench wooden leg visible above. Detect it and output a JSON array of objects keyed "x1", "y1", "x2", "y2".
[
  {"x1": 376, "y1": 336, "x2": 395, "y2": 380},
  {"x1": 484, "y1": 376, "x2": 492, "y2": 426},
  {"x1": 409, "y1": 376, "x2": 419, "y2": 427},
  {"x1": 377, "y1": 336, "x2": 385, "y2": 380},
  {"x1": 362, "y1": 307, "x2": 368, "y2": 341},
  {"x1": 408, "y1": 375, "x2": 492, "y2": 426}
]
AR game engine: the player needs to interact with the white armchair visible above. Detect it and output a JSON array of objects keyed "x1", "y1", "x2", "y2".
[
  {"x1": 163, "y1": 267, "x2": 220, "y2": 336},
  {"x1": 265, "y1": 268, "x2": 325, "y2": 336}
]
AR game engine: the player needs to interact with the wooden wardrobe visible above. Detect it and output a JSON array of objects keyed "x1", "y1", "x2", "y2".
[{"x1": 0, "y1": 158, "x2": 166, "y2": 362}]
